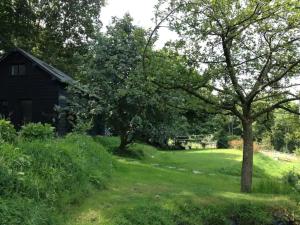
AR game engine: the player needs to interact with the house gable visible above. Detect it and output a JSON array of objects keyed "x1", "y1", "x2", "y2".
[{"x1": 0, "y1": 49, "x2": 73, "y2": 131}]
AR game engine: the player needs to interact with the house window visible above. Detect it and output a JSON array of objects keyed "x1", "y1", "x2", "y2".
[
  {"x1": 20, "y1": 100, "x2": 32, "y2": 124},
  {"x1": 11, "y1": 64, "x2": 26, "y2": 76}
]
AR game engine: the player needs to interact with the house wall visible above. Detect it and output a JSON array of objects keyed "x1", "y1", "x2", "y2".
[{"x1": 0, "y1": 51, "x2": 61, "y2": 128}]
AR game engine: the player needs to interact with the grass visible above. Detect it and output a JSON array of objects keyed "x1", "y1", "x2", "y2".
[
  {"x1": 0, "y1": 134, "x2": 113, "y2": 225},
  {"x1": 64, "y1": 137, "x2": 300, "y2": 225}
]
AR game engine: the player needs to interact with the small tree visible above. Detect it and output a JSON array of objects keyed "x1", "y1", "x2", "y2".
[
  {"x1": 69, "y1": 15, "x2": 154, "y2": 152},
  {"x1": 152, "y1": 0, "x2": 300, "y2": 192}
]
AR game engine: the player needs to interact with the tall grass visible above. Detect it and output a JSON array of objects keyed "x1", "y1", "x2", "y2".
[
  {"x1": 0, "y1": 134, "x2": 113, "y2": 225},
  {"x1": 109, "y1": 200, "x2": 274, "y2": 225}
]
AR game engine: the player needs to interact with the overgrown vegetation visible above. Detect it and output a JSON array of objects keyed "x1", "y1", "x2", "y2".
[
  {"x1": 0, "y1": 119, "x2": 17, "y2": 143},
  {"x1": 0, "y1": 129, "x2": 113, "y2": 225},
  {"x1": 19, "y1": 122, "x2": 55, "y2": 141}
]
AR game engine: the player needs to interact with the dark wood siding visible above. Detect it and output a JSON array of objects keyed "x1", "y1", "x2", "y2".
[{"x1": 0, "y1": 52, "x2": 60, "y2": 128}]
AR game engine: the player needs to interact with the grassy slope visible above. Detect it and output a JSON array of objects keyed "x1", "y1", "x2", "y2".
[
  {"x1": 65, "y1": 137, "x2": 300, "y2": 225},
  {"x1": 0, "y1": 134, "x2": 113, "y2": 225}
]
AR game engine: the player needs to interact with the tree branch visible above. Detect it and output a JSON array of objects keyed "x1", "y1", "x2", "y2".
[{"x1": 253, "y1": 97, "x2": 300, "y2": 119}]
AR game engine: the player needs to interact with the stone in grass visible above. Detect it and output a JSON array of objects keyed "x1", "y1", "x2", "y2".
[
  {"x1": 152, "y1": 163, "x2": 160, "y2": 167},
  {"x1": 167, "y1": 166, "x2": 177, "y2": 169},
  {"x1": 192, "y1": 170, "x2": 203, "y2": 174}
]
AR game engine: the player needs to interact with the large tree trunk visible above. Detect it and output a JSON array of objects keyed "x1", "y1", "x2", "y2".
[{"x1": 241, "y1": 119, "x2": 254, "y2": 193}]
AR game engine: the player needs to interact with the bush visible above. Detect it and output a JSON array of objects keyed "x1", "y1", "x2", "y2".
[
  {"x1": 229, "y1": 138, "x2": 262, "y2": 152},
  {"x1": 0, "y1": 134, "x2": 113, "y2": 225},
  {"x1": 216, "y1": 134, "x2": 229, "y2": 149},
  {"x1": 19, "y1": 122, "x2": 55, "y2": 141},
  {"x1": 71, "y1": 118, "x2": 93, "y2": 134},
  {"x1": 283, "y1": 170, "x2": 300, "y2": 192},
  {"x1": 229, "y1": 203, "x2": 272, "y2": 225},
  {"x1": 0, "y1": 119, "x2": 17, "y2": 143},
  {"x1": 229, "y1": 139, "x2": 243, "y2": 150}
]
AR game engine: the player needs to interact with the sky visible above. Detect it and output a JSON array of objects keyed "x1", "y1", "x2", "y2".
[{"x1": 100, "y1": 0, "x2": 177, "y2": 48}]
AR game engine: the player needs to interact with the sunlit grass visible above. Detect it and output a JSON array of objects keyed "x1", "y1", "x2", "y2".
[{"x1": 64, "y1": 138, "x2": 300, "y2": 225}]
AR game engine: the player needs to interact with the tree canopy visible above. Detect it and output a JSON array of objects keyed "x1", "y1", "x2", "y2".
[
  {"x1": 0, "y1": 0, "x2": 104, "y2": 75},
  {"x1": 152, "y1": 0, "x2": 300, "y2": 192}
]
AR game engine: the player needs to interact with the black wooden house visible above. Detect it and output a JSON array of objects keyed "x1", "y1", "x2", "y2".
[{"x1": 0, "y1": 48, "x2": 73, "y2": 133}]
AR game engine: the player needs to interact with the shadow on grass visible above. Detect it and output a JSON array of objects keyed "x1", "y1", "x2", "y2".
[{"x1": 63, "y1": 158, "x2": 298, "y2": 225}]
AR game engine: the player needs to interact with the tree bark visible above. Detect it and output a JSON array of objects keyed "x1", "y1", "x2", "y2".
[
  {"x1": 241, "y1": 118, "x2": 254, "y2": 193},
  {"x1": 119, "y1": 132, "x2": 129, "y2": 153}
]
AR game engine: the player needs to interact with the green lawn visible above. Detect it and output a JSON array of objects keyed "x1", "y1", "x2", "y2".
[{"x1": 64, "y1": 139, "x2": 300, "y2": 225}]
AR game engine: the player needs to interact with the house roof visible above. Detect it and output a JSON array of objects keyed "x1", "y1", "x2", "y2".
[{"x1": 0, "y1": 48, "x2": 74, "y2": 84}]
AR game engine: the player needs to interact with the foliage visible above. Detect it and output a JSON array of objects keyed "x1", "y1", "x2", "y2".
[
  {"x1": 216, "y1": 130, "x2": 229, "y2": 149},
  {"x1": 154, "y1": 0, "x2": 300, "y2": 192},
  {"x1": 229, "y1": 203, "x2": 272, "y2": 225},
  {"x1": 0, "y1": 0, "x2": 104, "y2": 76},
  {"x1": 68, "y1": 14, "x2": 198, "y2": 152},
  {"x1": 0, "y1": 134, "x2": 113, "y2": 225},
  {"x1": 283, "y1": 170, "x2": 300, "y2": 191},
  {"x1": 71, "y1": 118, "x2": 93, "y2": 134},
  {"x1": 253, "y1": 112, "x2": 274, "y2": 143},
  {"x1": 229, "y1": 139, "x2": 262, "y2": 152},
  {"x1": 68, "y1": 14, "x2": 149, "y2": 151},
  {"x1": 270, "y1": 110, "x2": 300, "y2": 152},
  {"x1": 19, "y1": 122, "x2": 55, "y2": 141},
  {"x1": 0, "y1": 119, "x2": 17, "y2": 143}
]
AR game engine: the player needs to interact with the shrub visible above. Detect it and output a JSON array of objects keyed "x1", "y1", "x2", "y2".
[
  {"x1": 229, "y1": 139, "x2": 243, "y2": 150},
  {"x1": 283, "y1": 170, "x2": 300, "y2": 192},
  {"x1": 216, "y1": 133, "x2": 229, "y2": 149},
  {"x1": 71, "y1": 118, "x2": 93, "y2": 134},
  {"x1": 229, "y1": 138, "x2": 262, "y2": 152},
  {"x1": 229, "y1": 203, "x2": 272, "y2": 225},
  {"x1": 19, "y1": 122, "x2": 55, "y2": 141},
  {"x1": 0, "y1": 119, "x2": 17, "y2": 143}
]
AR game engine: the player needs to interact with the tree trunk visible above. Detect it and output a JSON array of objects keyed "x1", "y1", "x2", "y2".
[
  {"x1": 241, "y1": 119, "x2": 254, "y2": 193},
  {"x1": 119, "y1": 132, "x2": 129, "y2": 153}
]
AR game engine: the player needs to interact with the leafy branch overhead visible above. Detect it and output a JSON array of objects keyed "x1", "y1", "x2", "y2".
[{"x1": 148, "y1": 0, "x2": 300, "y2": 192}]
